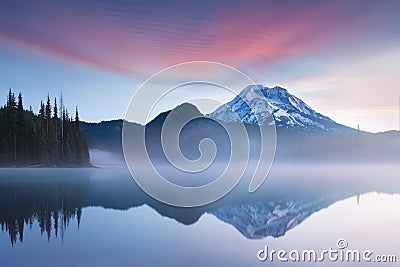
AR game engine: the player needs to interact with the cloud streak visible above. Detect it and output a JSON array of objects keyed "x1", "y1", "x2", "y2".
[{"x1": 1, "y1": 0, "x2": 398, "y2": 76}]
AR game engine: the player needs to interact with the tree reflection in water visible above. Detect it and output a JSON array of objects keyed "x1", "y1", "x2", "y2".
[{"x1": 0, "y1": 169, "x2": 89, "y2": 246}]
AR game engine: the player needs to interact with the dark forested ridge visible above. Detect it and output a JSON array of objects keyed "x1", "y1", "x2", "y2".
[
  {"x1": 81, "y1": 104, "x2": 400, "y2": 163},
  {"x1": 0, "y1": 89, "x2": 90, "y2": 167}
]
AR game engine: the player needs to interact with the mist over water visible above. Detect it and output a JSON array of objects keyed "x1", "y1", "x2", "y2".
[
  {"x1": 0, "y1": 162, "x2": 399, "y2": 266},
  {"x1": 1, "y1": 146, "x2": 399, "y2": 266},
  {"x1": 89, "y1": 149, "x2": 125, "y2": 168}
]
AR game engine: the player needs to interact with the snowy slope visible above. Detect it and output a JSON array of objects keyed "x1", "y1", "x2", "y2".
[
  {"x1": 209, "y1": 85, "x2": 348, "y2": 131},
  {"x1": 210, "y1": 198, "x2": 333, "y2": 239}
]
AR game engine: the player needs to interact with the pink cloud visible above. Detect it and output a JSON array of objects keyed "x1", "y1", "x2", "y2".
[{"x1": 0, "y1": 0, "x2": 396, "y2": 77}]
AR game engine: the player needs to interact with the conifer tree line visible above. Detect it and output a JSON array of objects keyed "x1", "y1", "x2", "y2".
[{"x1": 0, "y1": 89, "x2": 90, "y2": 166}]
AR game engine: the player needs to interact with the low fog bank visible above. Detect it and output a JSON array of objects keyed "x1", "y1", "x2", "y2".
[
  {"x1": 89, "y1": 149, "x2": 125, "y2": 168},
  {"x1": 83, "y1": 120, "x2": 400, "y2": 166},
  {"x1": 274, "y1": 129, "x2": 400, "y2": 163},
  {"x1": 142, "y1": 123, "x2": 400, "y2": 165}
]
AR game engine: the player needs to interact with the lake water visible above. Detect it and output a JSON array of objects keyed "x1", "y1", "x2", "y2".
[{"x1": 0, "y1": 163, "x2": 399, "y2": 266}]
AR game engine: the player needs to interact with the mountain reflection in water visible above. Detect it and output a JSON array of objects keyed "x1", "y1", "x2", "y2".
[{"x1": 0, "y1": 164, "x2": 399, "y2": 246}]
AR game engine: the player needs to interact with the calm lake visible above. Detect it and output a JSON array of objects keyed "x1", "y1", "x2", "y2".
[{"x1": 0, "y1": 163, "x2": 399, "y2": 266}]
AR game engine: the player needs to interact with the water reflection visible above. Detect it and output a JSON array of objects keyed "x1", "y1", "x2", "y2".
[
  {"x1": 0, "y1": 164, "x2": 399, "y2": 246},
  {"x1": 211, "y1": 198, "x2": 334, "y2": 239},
  {"x1": 0, "y1": 169, "x2": 89, "y2": 245}
]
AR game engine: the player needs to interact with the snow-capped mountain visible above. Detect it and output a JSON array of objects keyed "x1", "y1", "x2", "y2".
[
  {"x1": 210, "y1": 198, "x2": 334, "y2": 239},
  {"x1": 209, "y1": 85, "x2": 349, "y2": 131}
]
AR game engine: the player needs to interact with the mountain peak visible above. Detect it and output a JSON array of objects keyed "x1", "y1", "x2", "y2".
[
  {"x1": 209, "y1": 84, "x2": 349, "y2": 131},
  {"x1": 173, "y1": 102, "x2": 202, "y2": 115}
]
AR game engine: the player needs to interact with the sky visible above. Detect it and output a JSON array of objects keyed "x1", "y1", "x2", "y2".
[{"x1": 0, "y1": 0, "x2": 399, "y2": 132}]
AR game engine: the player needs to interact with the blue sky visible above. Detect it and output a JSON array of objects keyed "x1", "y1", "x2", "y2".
[{"x1": 0, "y1": 0, "x2": 399, "y2": 132}]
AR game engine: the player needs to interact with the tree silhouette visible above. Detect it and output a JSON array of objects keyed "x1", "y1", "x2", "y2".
[{"x1": 0, "y1": 89, "x2": 90, "y2": 167}]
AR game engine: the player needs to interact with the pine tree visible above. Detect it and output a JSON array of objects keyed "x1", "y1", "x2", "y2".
[
  {"x1": 6, "y1": 89, "x2": 17, "y2": 164},
  {"x1": 16, "y1": 93, "x2": 24, "y2": 165},
  {"x1": 74, "y1": 107, "x2": 82, "y2": 163},
  {"x1": 53, "y1": 98, "x2": 59, "y2": 164},
  {"x1": 0, "y1": 90, "x2": 90, "y2": 167},
  {"x1": 38, "y1": 101, "x2": 47, "y2": 164},
  {"x1": 45, "y1": 95, "x2": 51, "y2": 138}
]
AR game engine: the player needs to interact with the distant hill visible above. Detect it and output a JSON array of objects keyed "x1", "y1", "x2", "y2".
[
  {"x1": 81, "y1": 120, "x2": 124, "y2": 155},
  {"x1": 81, "y1": 85, "x2": 400, "y2": 163}
]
